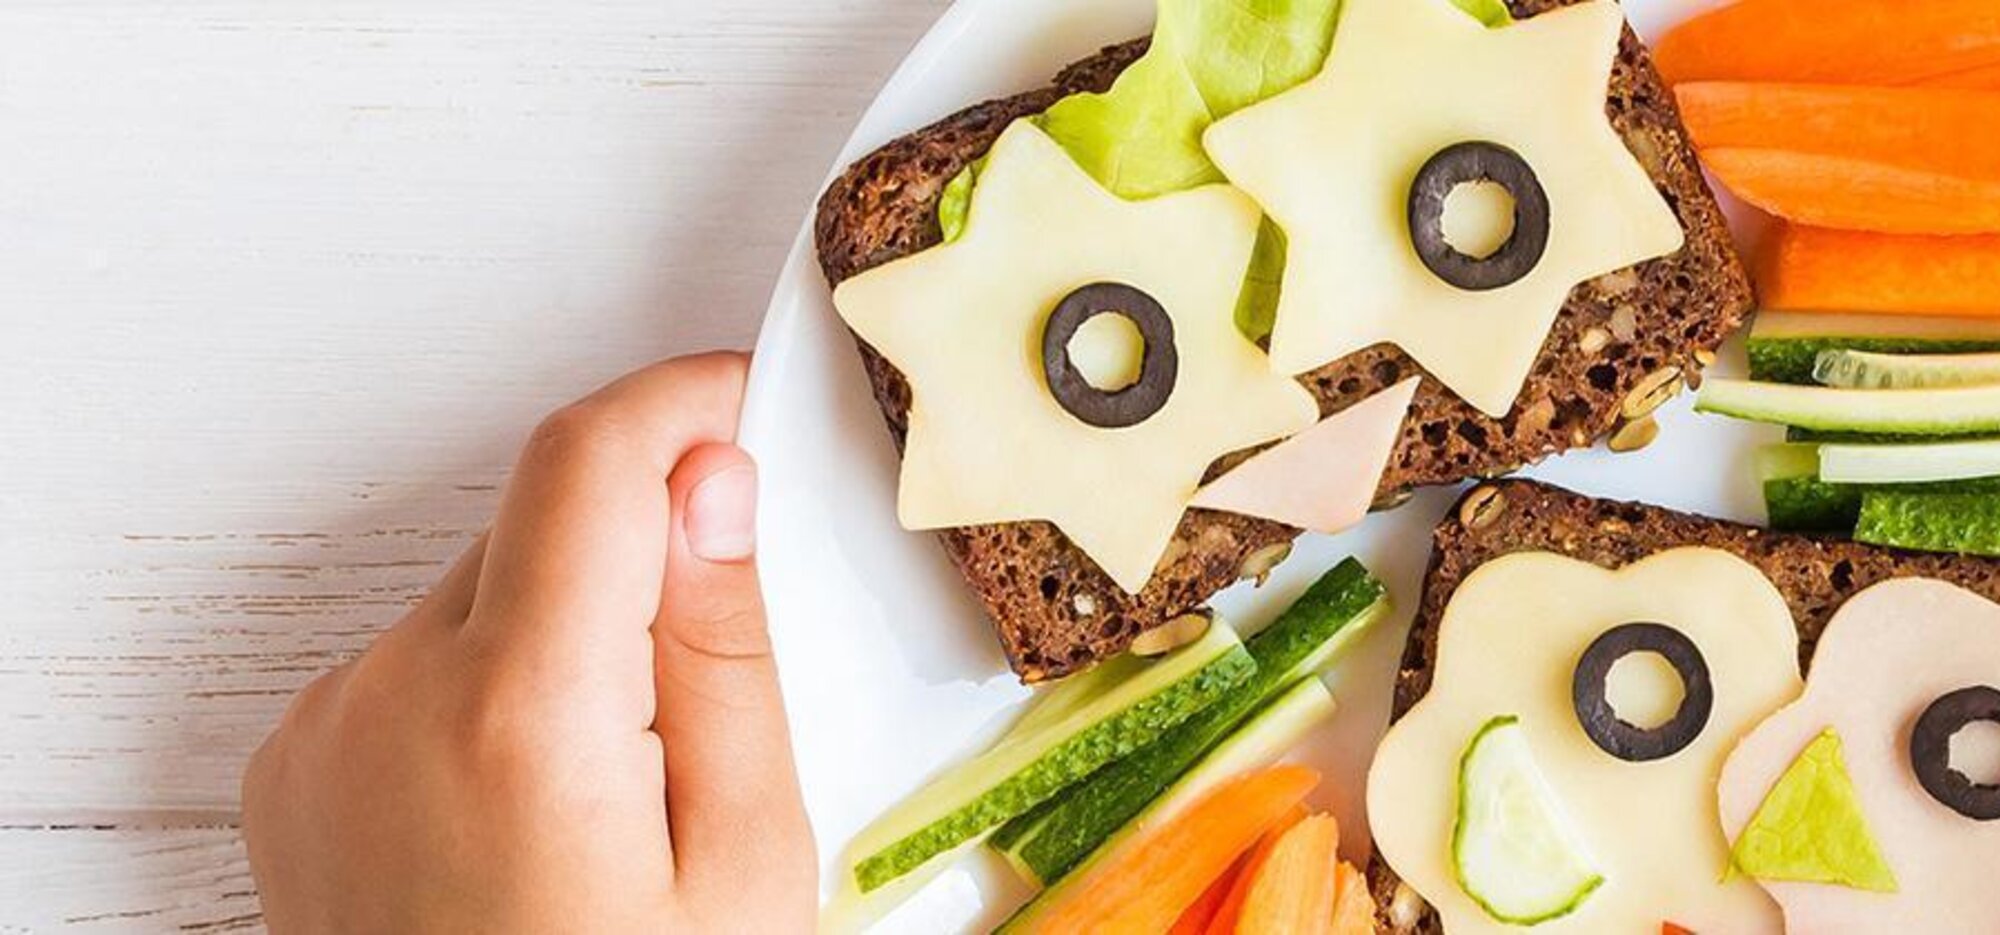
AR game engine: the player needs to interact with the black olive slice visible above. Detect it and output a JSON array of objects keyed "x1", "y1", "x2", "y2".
[
  {"x1": 1571, "y1": 622, "x2": 1713, "y2": 762},
  {"x1": 1406, "y1": 141, "x2": 1551, "y2": 292},
  {"x1": 1041, "y1": 282, "x2": 1178, "y2": 429},
  {"x1": 1910, "y1": 685, "x2": 2000, "y2": 821}
]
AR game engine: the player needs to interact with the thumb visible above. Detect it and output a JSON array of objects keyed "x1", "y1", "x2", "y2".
[{"x1": 653, "y1": 443, "x2": 815, "y2": 913}]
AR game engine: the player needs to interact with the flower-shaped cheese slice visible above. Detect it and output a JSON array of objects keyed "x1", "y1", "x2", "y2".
[
  {"x1": 1719, "y1": 579, "x2": 2000, "y2": 933},
  {"x1": 1203, "y1": 0, "x2": 1685, "y2": 416},
  {"x1": 1368, "y1": 549, "x2": 1799, "y2": 932},
  {"x1": 831, "y1": 122, "x2": 1319, "y2": 593}
]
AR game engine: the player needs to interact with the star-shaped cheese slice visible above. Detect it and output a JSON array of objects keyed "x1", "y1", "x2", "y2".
[
  {"x1": 832, "y1": 121, "x2": 1319, "y2": 594},
  {"x1": 1203, "y1": 0, "x2": 1685, "y2": 417}
]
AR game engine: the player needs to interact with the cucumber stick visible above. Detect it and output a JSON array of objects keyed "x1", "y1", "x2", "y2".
[
  {"x1": 1813, "y1": 349, "x2": 2000, "y2": 390},
  {"x1": 1454, "y1": 716, "x2": 1603, "y2": 925},
  {"x1": 997, "y1": 677, "x2": 1339, "y2": 934},
  {"x1": 1746, "y1": 311, "x2": 2000, "y2": 384},
  {"x1": 1758, "y1": 444, "x2": 1863, "y2": 532},
  {"x1": 1000, "y1": 652, "x2": 1150, "y2": 743},
  {"x1": 1696, "y1": 379, "x2": 2000, "y2": 436},
  {"x1": 1820, "y1": 438, "x2": 2000, "y2": 485},
  {"x1": 988, "y1": 559, "x2": 1389, "y2": 885},
  {"x1": 1856, "y1": 490, "x2": 2000, "y2": 557},
  {"x1": 839, "y1": 621, "x2": 1255, "y2": 896}
]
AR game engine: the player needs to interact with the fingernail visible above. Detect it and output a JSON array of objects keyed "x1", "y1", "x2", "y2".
[{"x1": 686, "y1": 464, "x2": 757, "y2": 563}]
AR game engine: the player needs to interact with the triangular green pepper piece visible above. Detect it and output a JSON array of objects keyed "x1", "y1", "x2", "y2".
[{"x1": 1729, "y1": 729, "x2": 1898, "y2": 893}]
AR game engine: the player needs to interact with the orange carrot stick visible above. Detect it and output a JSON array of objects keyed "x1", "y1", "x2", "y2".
[
  {"x1": 1758, "y1": 224, "x2": 2000, "y2": 317},
  {"x1": 1701, "y1": 149, "x2": 2000, "y2": 235},
  {"x1": 1330, "y1": 862, "x2": 1375, "y2": 935},
  {"x1": 1170, "y1": 847, "x2": 1254, "y2": 935},
  {"x1": 1205, "y1": 805, "x2": 1311, "y2": 935},
  {"x1": 1236, "y1": 814, "x2": 1342, "y2": 935},
  {"x1": 1676, "y1": 83, "x2": 2000, "y2": 181},
  {"x1": 1016, "y1": 766, "x2": 1320, "y2": 935},
  {"x1": 1917, "y1": 60, "x2": 2000, "y2": 92},
  {"x1": 1656, "y1": 0, "x2": 2000, "y2": 87}
]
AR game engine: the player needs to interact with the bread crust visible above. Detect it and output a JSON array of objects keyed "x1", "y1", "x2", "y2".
[{"x1": 813, "y1": 0, "x2": 1754, "y2": 681}]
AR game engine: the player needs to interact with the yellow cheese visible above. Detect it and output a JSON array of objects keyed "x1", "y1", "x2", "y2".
[
  {"x1": 831, "y1": 122, "x2": 1319, "y2": 593},
  {"x1": 1203, "y1": 0, "x2": 1685, "y2": 416},
  {"x1": 1367, "y1": 550, "x2": 1799, "y2": 933}
]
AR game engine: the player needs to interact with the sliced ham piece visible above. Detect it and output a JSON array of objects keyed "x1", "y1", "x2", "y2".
[{"x1": 1190, "y1": 378, "x2": 1419, "y2": 533}]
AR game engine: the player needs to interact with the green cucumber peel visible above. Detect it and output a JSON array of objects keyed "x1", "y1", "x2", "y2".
[
  {"x1": 1764, "y1": 475, "x2": 1863, "y2": 533},
  {"x1": 1757, "y1": 444, "x2": 1858, "y2": 532},
  {"x1": 989, "y1": 558, "x2": 1388, "y2": 884},
  {"x1": 997, "y1": 676, "x2": 1339, "y2": 934},
  {"x1": 1783, "y1": 426, "x2": 2000, "y2": 445},
  {"x1": 1453, "y1": 715, "x2": 1604, "y2": 926},
  {"x1": 1745, "y1": 311, "x2": 2000, "y2": 384},
  {"x1": 1750, "y1": 336, "x2": 2000, "y2": 385},
  {"x1": 1856, "y1": 489, "x2": 2000, "y2": 557},
  {"x1": 845, "y1": 622, "x2": 1254, "y2": 894},
  {"x1": 1757, "y1": 443, "x2": 2000, "y2": 532}
]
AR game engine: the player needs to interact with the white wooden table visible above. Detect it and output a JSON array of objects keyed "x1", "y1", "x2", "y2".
[{"x1": 0, "y1": 1, "x2": 944, "y2": 927}]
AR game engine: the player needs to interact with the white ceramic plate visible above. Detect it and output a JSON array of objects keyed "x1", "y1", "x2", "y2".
[{"x1": 739, "y1": 1, "x2": 1772, "y2": 929}]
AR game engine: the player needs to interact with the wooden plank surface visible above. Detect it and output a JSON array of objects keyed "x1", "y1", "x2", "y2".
[{"x1": 0, "y1": 0, "x2": 946, "y2": 924}]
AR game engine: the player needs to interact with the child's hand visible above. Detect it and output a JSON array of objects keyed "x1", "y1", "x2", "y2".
[{"x1": 241, "y1": 353, "x2": 816, "y2": 934}]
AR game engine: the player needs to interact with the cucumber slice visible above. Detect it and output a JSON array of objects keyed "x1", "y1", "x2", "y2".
[
  {"x1": 989, "y1": 559, "x2": 1389, "y2": 884},
  {"x1": 1856, "y1": 490, "x2": 2000, "y2": 556},
  {"x1": 838, "y1": 621, "x2": 1255, "y2": 897},
  {"x1": 997, "y1": 677, "x2": 1339, "y2": 934},
  {"x1": 1747, "y1": 311, "x2": 2000, "y2": 384},
  {"x1": 1757, "y1": 444, "x2": 1863, "y2": 532},
  {"x1": 1001, "y1": 652, "x2": 1151, "y2": 743},
  {"x1": 1821, "y1": 438, "x2": 2000, "y2": 485},
  {"x1": 1696, "y1": 379, "x2": 2000, "y2": 436},
  {"x1": 1454, "y1": 716, "x2": 1604, "y2": 926},
  {"x1": 1814, "y1": 349, "x2": 2000, "y2": 390}
]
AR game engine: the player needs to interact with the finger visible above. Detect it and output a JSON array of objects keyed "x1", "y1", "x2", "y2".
[
  {"x1": 655, "y1": 443, "x2": 814, "y2": 908},
  {"x1": 464, "y1": 353, "x2": 749, "y2": 684},
  {"x1": 410, "y1": 532, "x2": 488, "y2": 627}
]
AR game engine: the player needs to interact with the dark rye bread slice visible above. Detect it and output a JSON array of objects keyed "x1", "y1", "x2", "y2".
[
  {"x1": 1363, "y1": 478, "x2": 2000, "y2": 933},
  {"x1": 814, "y1": 0, "x2": 1754, "y2": 682}
]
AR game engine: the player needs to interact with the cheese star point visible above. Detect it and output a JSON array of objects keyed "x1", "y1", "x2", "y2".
[
  {"x1": 833, "y1": 122, "x2": 1318, "y2": 593},
  {"x1": 1204, "y1": 0, "x2": 1684, "y2": 417}
]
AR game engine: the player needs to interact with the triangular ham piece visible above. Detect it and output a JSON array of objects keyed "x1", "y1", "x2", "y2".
[{"x1": 1190, "y1": 377, "x2": 1419, "y2": 533}]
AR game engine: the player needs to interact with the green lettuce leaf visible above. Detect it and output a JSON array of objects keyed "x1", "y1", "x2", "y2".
[
  {"x1": 1037, "y1": 0, "x2": 1340, "y2": 201},
  {"x1": 1729, "y1": 729, "x2": 1898, "y2": 893},
  {"x1": 1458, "y1": 0, "x2": 1514, "y2": 28},
  {"x1": 938, "y1": 161, "x2": 979, "y2": 243},
  {"x1": 1234, "y1": 220, "x2": 1287, "y2": 343}
]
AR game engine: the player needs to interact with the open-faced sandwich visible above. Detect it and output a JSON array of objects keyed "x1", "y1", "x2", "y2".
[
  {"x1": 816, "y1": 0, "x2": 1751, "y2": 683},
  {"x1": 810, "y1": 0, "x2": 2000, "y2": 929},
  {"x1": 1367, "y1": 479, "x2": 2000, "y2": 933}
]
